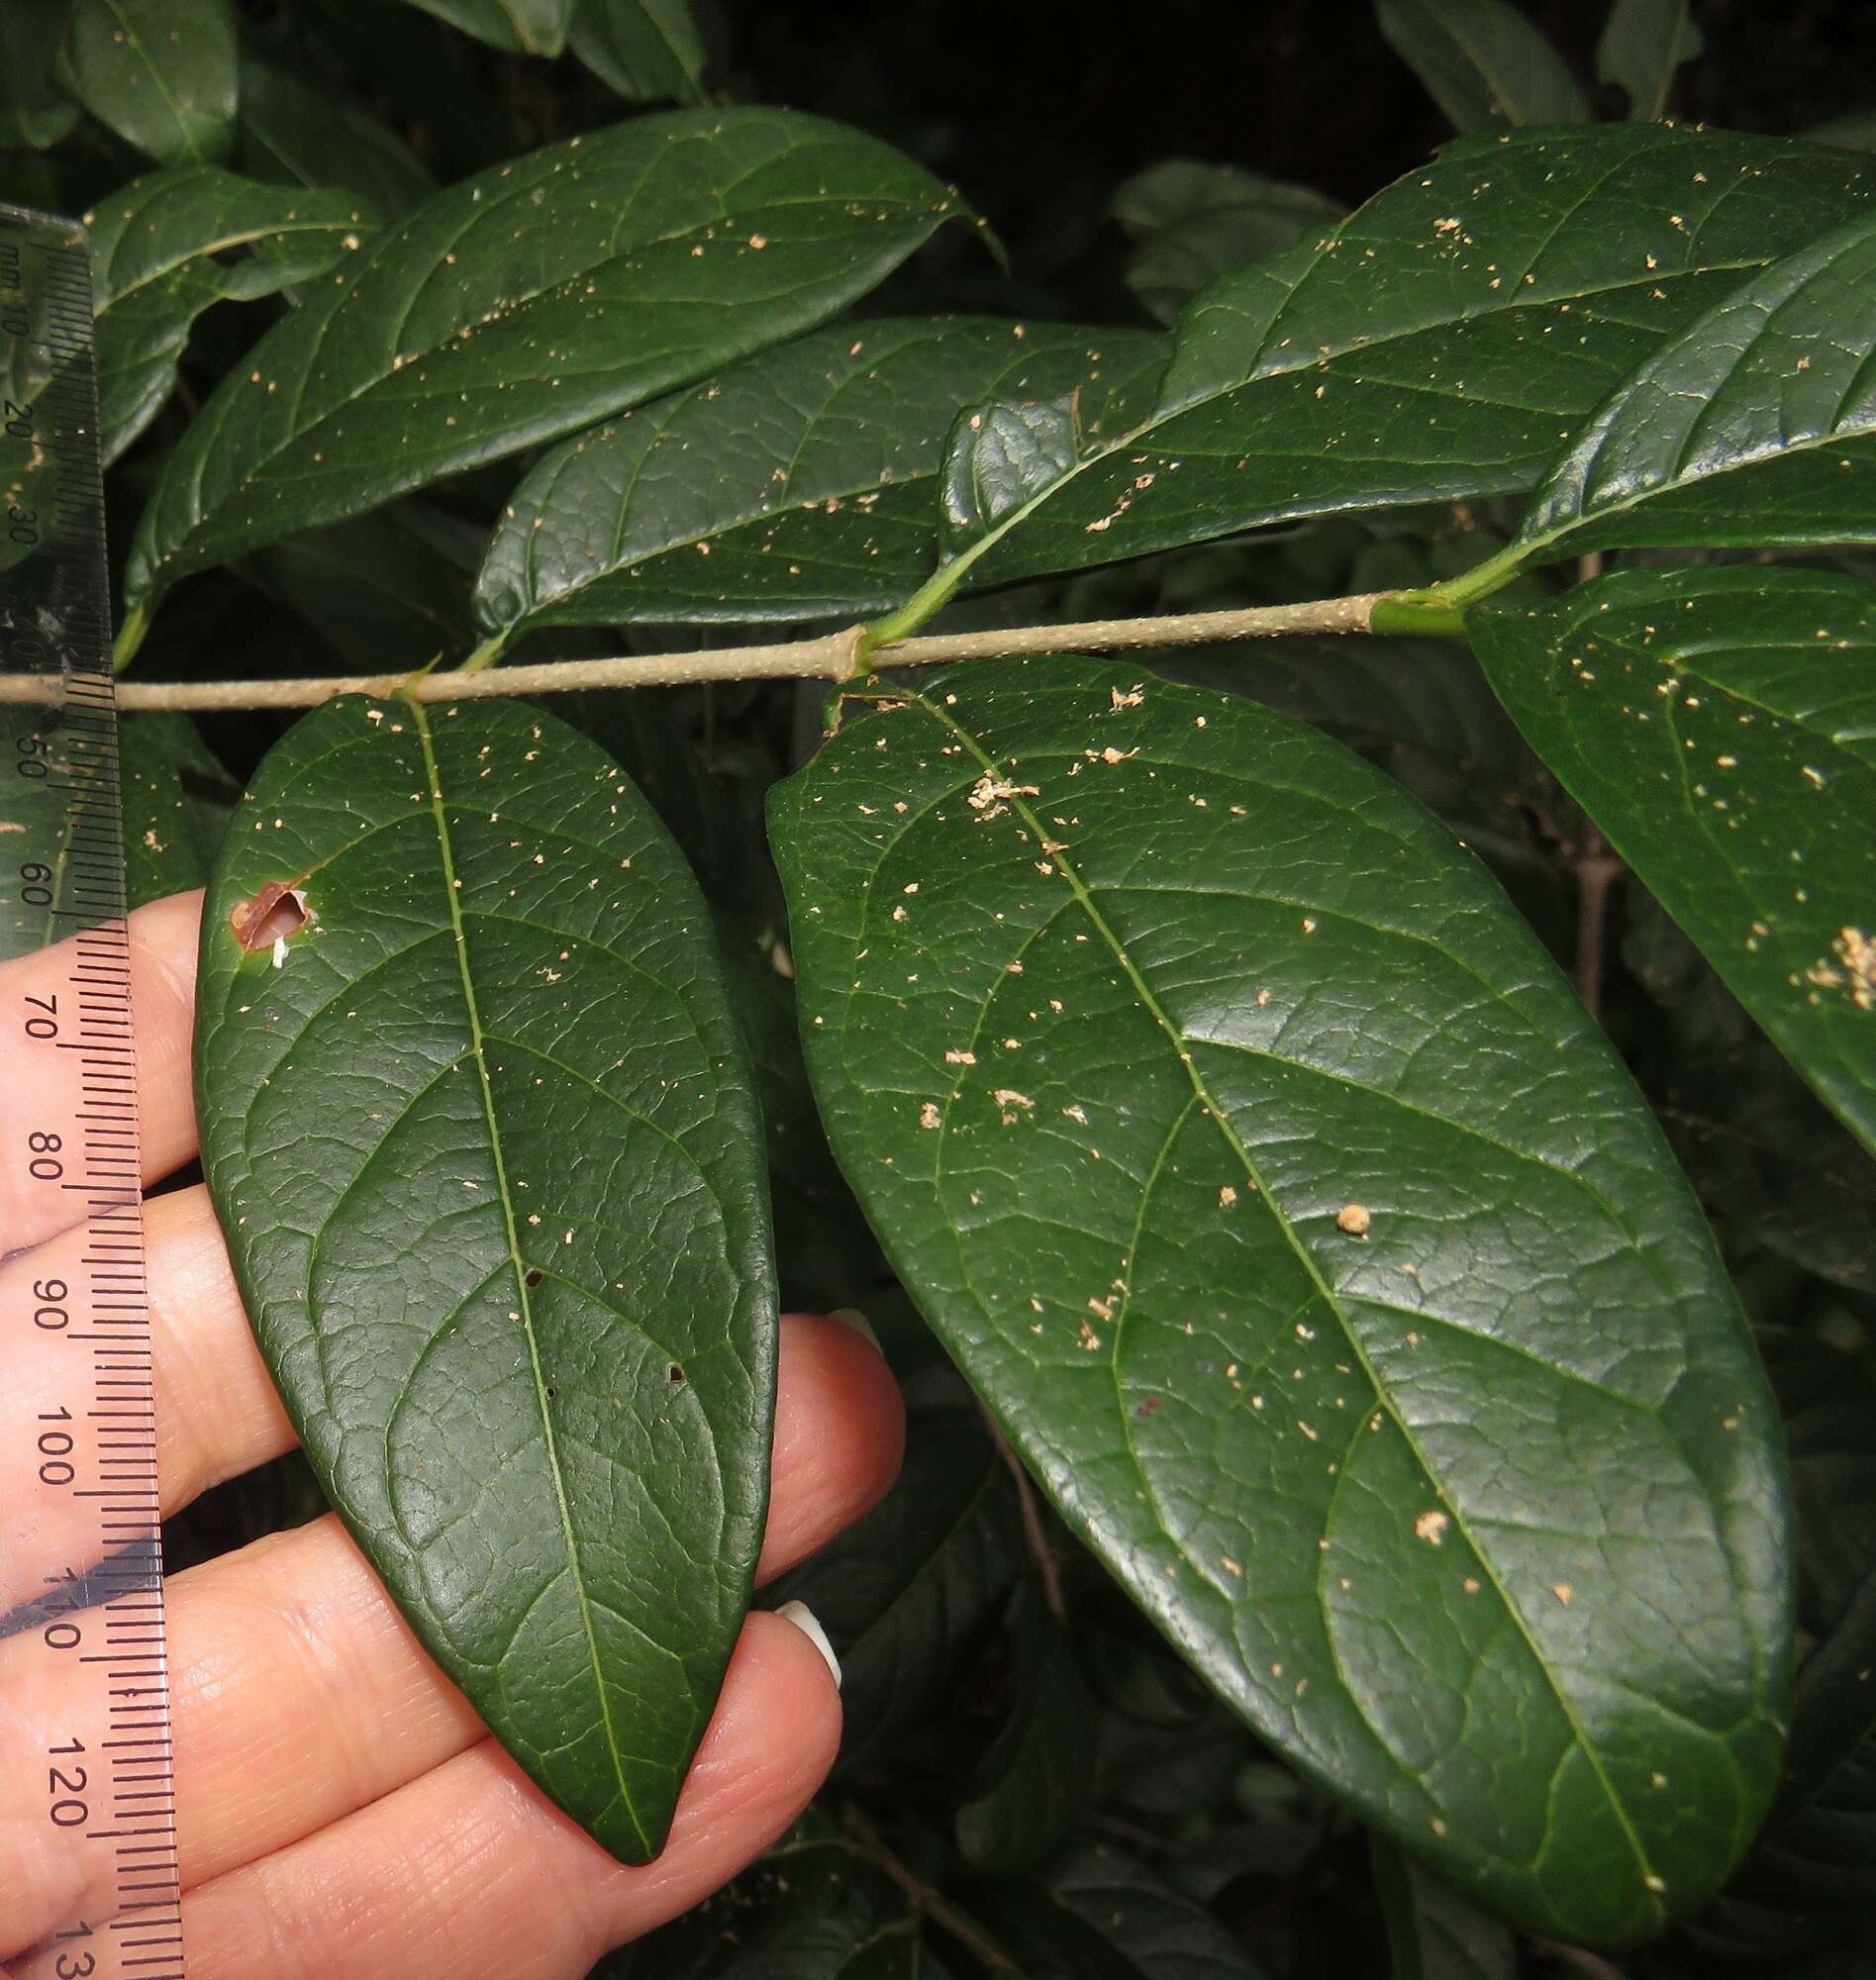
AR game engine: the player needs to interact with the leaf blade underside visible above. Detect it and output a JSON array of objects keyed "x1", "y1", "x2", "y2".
[{"x1": 195, "y1": 693, "x2": 776, "y2": 1862}]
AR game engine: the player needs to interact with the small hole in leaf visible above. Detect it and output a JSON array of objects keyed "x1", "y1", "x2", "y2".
[
  {"x1": 668, "y1": 1363, "x2": 686, "y2": 1383},
  {"x1": 524, "y1": 1268, "x2": 543, "y2": 1286},
  {"x1": 231, "y1": 882, "x2": 313, "y2": 953}
]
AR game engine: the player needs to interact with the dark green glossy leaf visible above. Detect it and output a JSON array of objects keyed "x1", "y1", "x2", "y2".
[
  {"x1": 236, "y1": 54, "x2": 436, "y2": 221},
  {"x1": 771, "y1": 655, "x2": 1792, "y2": 1944},
  {"x1": 472, "y1": 320, "x2": 1163, "y2": 642},
  {"x1": 570, "y1": 0, "x2": 709, "y2": 105},
  {"x1": 0, "y1": 0, "x2": 79, "y2": 151},
  {"x1": 941, "y1": 397, "x2": 1080, "y2": 552},
  {"x1": 1372, "y1": 1838, "x2": 1515, "y2": 1980},
  {"x1": 1502, "y1": 211, "x2": 1876, "y2": 565},
  {"x1": 394, "y1": 0, "x2": 576, "y2": 56},
  {"x1": 1110, "y1": 160, "x2": 1344, "y2": 329},
  {"x1": 981, "y1": 1840, "x2": 1267, "y2": 1979},
  {"x1": 891, "y1": 126, "x2": 1874, "y2": 611},
  {"x1": 768, "y1": 1408, "x2": 1022, "y2": 1769},
  {"x1": 194, "y1": 692, "x2": 776, "y2": 1862},
  {"x1": 56, "y1": 0, "x2": 236, "y2": 164},
  {"x1": 1376, "y1": 0, "x2": 1589, "y2": 130},
  {"x1": 120, "y1": 711, "x2": 238, "y2": 907},
  {"x1": 955, "y1": 1594, "x2": 1095, "y2": 1873},
  {"x1": 87, "y1": 165, "x2": 374, "y2": 464},
  {"x1": 1157, "y1": 634, "x2": 1547, "y2": 868},
  {"x1": 1469, "y1": 567, "x2": 1876, "y2": 1156},
  {"x1": 122, "y1": 109, "x2": 973, "y2": 644},
  {"x1": 1596, "y1": 0, "x2": 1702, "y2": 121},
  {"x1": 243, "y1": 501, "x2": 478, "y2": 669}
]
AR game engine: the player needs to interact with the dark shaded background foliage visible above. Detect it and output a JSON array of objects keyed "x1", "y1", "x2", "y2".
[{"x1": 16, "y1": 1, "x2": 1874, "y2": 1973}]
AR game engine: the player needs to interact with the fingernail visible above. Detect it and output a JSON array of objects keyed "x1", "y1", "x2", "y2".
[
  {"x1": 827, "y1": 1307, "x2": 881, "y2": 1353},
  {"x1": 774, "y1": 1600, "x2": 841, "y2": 1692}
]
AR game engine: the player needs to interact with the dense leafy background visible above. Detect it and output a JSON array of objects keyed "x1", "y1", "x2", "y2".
[{"x1": 10, "y1": 0, "x2": 1876, "y2": 1973}]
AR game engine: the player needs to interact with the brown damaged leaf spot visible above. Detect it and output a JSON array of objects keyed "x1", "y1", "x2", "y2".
[{"x1": 231, "y1": 882, "x2": 314, "y2": 953}]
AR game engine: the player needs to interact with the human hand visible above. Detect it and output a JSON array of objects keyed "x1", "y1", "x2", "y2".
[{"x1": 0, "y1": 891, "x2": 904, "y2": 1980}]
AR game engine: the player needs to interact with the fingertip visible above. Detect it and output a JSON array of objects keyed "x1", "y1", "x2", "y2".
[
  {"x1": 130, "y1": 890, "x2": 204, "y2": 1178},
  {"x1": 759, "y1": 1313, "x2": 906, "y2": 1583}
]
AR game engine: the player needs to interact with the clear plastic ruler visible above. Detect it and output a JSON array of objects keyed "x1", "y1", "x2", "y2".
[{"x1": 1, "y1": 205, "x2": 183, "y2": 1979}]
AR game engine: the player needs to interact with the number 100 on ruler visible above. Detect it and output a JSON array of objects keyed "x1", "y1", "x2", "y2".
[{"x1": 2, "y1": 206, "x2": 184, "y2": 1979}]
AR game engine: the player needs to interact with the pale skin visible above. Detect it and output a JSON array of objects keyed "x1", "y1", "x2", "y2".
[{"x1": 0, "y1": 891, "x2": 906, "y2": 1980}]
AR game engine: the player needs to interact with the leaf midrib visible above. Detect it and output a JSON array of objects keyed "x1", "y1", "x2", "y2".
[
  {"x1": 409, "y1": 697, "x2": 645, "y2": 1855},
  {"x1": 99, "y1": 209, "x2": 365, "y2": 312},
  {"x1": 898, "y1": 680, "x2": 1666, "y2": 1923}
]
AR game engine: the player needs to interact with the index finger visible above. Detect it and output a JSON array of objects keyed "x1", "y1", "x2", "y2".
[{"x1": 0, "y1": 891, "x2": 202, "y2": 1256}]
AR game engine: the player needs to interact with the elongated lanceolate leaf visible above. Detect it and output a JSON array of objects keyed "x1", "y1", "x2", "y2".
[
  {"x1": 56, "y1": 0, "x2": 237, "y2": 164},
  {"x1": 195, "y1": 694, "x2": 776, "y2": 1862},
  {"x1": 87, "y1": 165, "x2": 373, "y2": 463},
  {"x1": 770, "y1": 657, "x2": 1791, "y2": 1943},
  {"x1": 1500, "y1": 211, "x2": 1876, "y2": 565},
  {"x1": 888, "y1": 126, "x2": 1872, "y2": 612},
  {"x1": 1376, "y1": 0, "x2": 1589, "y2": 131},
  {"x1": 123, "y1": 109, "x2": 973, "y2": 642},
  {"x1": 1470, "y1": 569, "x2": 1876, "y2": 1156},
  {"x1": 472, "y1": 319, "x2": 1163, "y2": 640}
]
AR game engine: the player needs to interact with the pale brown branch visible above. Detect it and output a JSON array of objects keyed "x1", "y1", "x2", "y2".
[{"x1": 60, "y1": 593, "x2": 1389, "y2": 713}]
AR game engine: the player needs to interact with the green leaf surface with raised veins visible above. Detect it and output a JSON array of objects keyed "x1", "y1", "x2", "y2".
[
  {"x1": 894, "y1": 126, "x2": 1873, "y2": 610},
  {"x1": 940, "y1": 397, "x2": 1081, "y2": 553},
  {"x1": 770, "y1": 656, "x2": 1792, "y2": 1944},
  {"x1": 1498, "y1": 211, "x2": 1876, "y2": 567},
  {"x1": 195, "y1": 693, "x2": 776, "y2": 1863},
  {"x1": 56, "y1": 0, "x2": 237, "y2": 164},
  {"x1": 1469, "y1": 568, "x2": 1876, "y2": 1156},
  {"x1": 122, "y1": 109, "x2": 971, "y2": 640},
  {"x1": 1376, "y1": 0, "x2": 1590, "y2": 131},
  {"x1": 87, "y1": 165, "x2": 374, "y2": 464},
  {"x1": 472, "y1": 319, "x2": 1164, "y2": 640}
]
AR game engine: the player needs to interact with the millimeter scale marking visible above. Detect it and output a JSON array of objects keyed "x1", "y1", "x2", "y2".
[{"x1": 1, "y1": 206, "x2": 184, "y2": 1977}]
